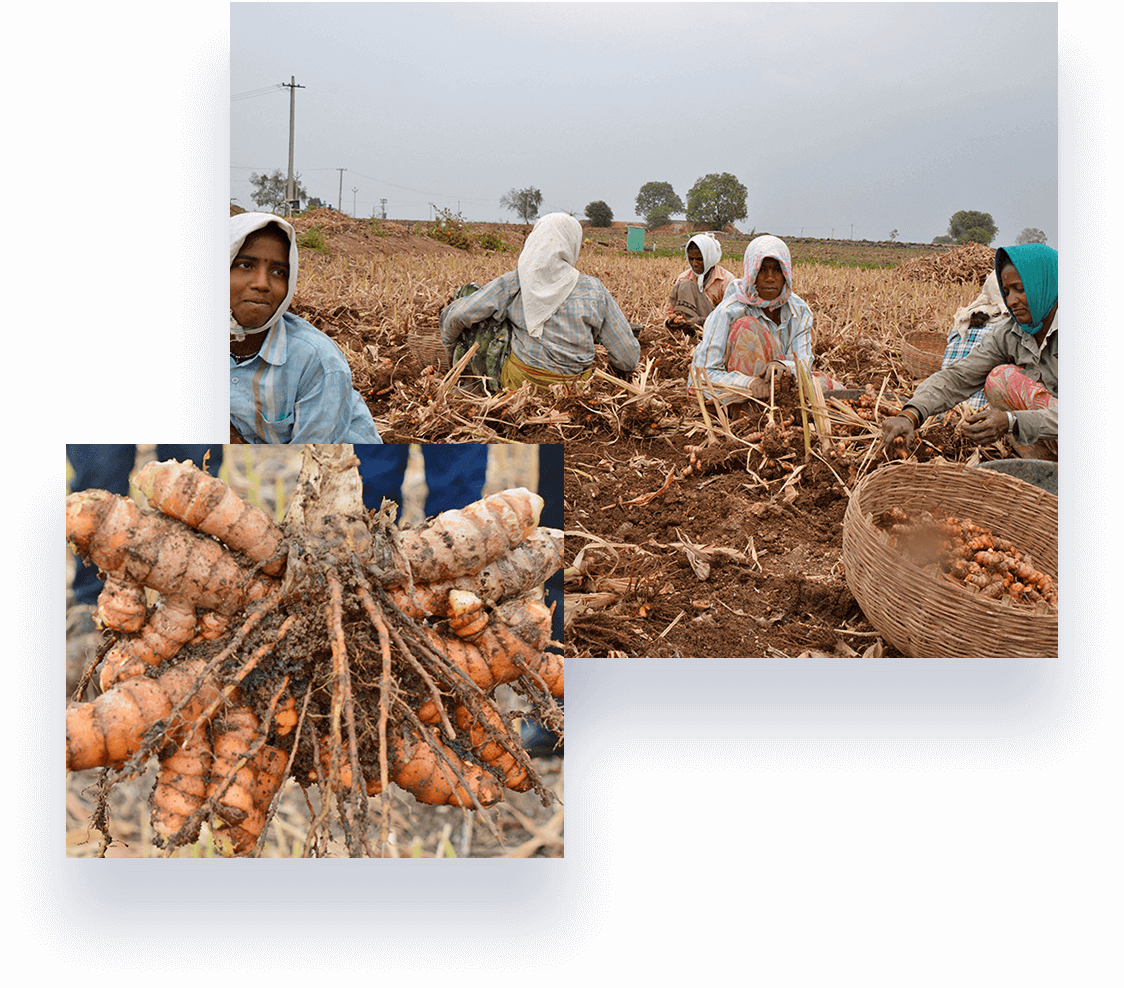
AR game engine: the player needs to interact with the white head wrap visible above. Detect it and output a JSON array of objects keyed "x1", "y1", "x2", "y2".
[
  {"x1": 734, "y1": 234, "x2": 793, "y2": 311},
  {"x1": 230, "y1": 211, "x2": 298, "y2": 342},
  {"x1": 950, "y1": 270, "x2": 1007, "y2": 342},
  {"x1": 516, "y1": 213, "x2": 583, "y2": 338},
  {"x1": 686, "y1": 233, "x2": 722, "y2": 289}
]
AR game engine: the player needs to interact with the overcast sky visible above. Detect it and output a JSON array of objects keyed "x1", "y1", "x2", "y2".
[{"x1": 231, "y1": 2, "x2": 1058, "y2": 245}]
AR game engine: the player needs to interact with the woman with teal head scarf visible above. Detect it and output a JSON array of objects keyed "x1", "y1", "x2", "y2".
[
  {"x1": 883, "y1": 243, "x2": 1058, "y2": 460},
  {"x1": 994, "y1": 244, "x2": 1058, "y2": 336}
]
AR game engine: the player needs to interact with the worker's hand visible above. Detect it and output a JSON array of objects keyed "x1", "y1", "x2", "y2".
[
  {"x1": 748, "y1": 362, "x2": 790, "y2": 400},
  {"x1": 959, "y1": 408, "x2": 1010, "y2": 445},
  {"x1": 881, "y1": 415, "x2": 915, "y2": 454},
  {"x1": 748, "y1": 375, "x2": 771, "y2": 400},
  {"x1": 763, "y1": 360, "x2": 789, "y2": 381}
]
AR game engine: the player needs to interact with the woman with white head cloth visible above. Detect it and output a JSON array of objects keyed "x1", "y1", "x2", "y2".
[
  {"x1": 229, "y1": 211, "x2": 382, "y2": 443},
  {"x1": 691, "y1": 234, "x2": 837, "y2": 403},
  {"x1": 938, "y1": 269, "x2": 1009, "y2": 411},
  {"x1": 665, "y1": 233, "x2": 737, "y2": 336},
  {"x1": 440, "y1": 212, "x2": 640, "y2": 391}
]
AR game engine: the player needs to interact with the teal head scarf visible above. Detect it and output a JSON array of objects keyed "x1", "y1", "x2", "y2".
[{"x1": 994, "y1": 243, "x2": 1058, "y2": 334}]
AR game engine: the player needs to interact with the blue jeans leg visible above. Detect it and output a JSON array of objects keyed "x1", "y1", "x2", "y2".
[
  {"x1": 355, "y1": 444, "x2": 411, "y2": 513},
  {"x1": 536, "y1": 444, "x2": 565, "y2": 646},
  {"x1": 420, "y1": 444, "x2": 488, "y2": 516}
]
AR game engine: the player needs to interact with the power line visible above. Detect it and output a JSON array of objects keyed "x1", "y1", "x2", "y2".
[
  {"x1": 230, "y1": 84, "x2": 286, "y2": 102},
  {"x1": 345, "y1": 169, "x2": 495, "y2": 203}
]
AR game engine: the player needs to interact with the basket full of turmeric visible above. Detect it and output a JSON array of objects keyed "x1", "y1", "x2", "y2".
[
  {"x1": 841, "y1": 460, "x2": 1058, "y2": 657},
  {"x1": 900, "y1": 330, "x2": 947, "y2": 380}
]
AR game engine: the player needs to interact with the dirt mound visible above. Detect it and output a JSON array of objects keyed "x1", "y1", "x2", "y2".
[
  {"x1": 897, "y1": 243, "x2": 996, "y2": 285},
  {"x1": 289, "y1": 208, "x2": 469, "y2": 260}
]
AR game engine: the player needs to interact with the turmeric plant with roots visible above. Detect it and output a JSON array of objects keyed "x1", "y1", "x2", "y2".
[{"x1": 66, "y1": 444, "x2": 564, "y2": 857}]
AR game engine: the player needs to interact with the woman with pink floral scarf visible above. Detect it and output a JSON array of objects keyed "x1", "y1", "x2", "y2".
[{"x1": 690, "y1": 234, "x2": 837, "y2": 402}]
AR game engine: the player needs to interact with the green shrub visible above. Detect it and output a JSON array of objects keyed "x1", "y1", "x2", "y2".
[
  {"x1": 297, "y1": 226, "x2": 328, "y2": 254},
  {"x1": 476, "y1": 229, "x2": 507, "y2": 252},
  {"x1": 428, "y1": 208, "x2": 474, "y2": 251}
]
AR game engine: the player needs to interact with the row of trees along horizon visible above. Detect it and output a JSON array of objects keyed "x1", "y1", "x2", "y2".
[{"x1": 245, "y1": 169, "x2": 1049, "y2": 246}]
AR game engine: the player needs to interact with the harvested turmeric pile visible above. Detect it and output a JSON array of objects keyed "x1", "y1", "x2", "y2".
[
  {"x1": 66, "y1": 446, "x2": 564, "y2": 857},
  {"x1": 874, "y1": 506, "x2": 1057, "y2": 611}
]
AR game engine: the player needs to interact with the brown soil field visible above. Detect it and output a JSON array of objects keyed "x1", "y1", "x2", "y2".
[{"x1": 232, "y1": 209, "x2": 1033, "y2": 659}]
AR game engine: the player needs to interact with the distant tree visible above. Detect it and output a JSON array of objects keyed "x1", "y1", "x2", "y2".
[
  {"x1": 889, "y1": 229, "x2": 899, "y2": 241},
  {"x1": 932, "y1": 235, "x2": 955, "y2": 244},
  {"x1": 1015, "y1": 227, "x2": 1048, "y2": 244},
  {"x1": 635, "y1": 181, "x2": 685, "y2": 227},
  {"x1": 499, "y1": 187, "x2": 543, "y2": 224},
  {"x1": 685, "y1": 172, "x2": 748, "y2": 229},
  {"x1": 948, "y1": 209, "x2": 998, "y2": 246},
  {"x1": 585, "y1": 200, "x2": 614, "y2": 227},
  {"x1": 249, "y1": 169, "x2": 308, "y2": 213}
]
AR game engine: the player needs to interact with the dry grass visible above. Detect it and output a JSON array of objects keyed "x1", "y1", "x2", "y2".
[{"x1": 276, "y1": 211, "x2": 996, "y2": 449}]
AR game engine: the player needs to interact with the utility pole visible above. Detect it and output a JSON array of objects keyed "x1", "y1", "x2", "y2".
[
  {"x1": 352, "y1": 187, "x2": 358, "y2": 216},
  {"x1": 337, "y1": 168, "x2": 346, "y2": 211},
  {"x1": 380, "y1": 198, "x2": 387, "y2": 220},
  {"x1": 282, "y1": 76, "x2": 305, "y2": 216}
]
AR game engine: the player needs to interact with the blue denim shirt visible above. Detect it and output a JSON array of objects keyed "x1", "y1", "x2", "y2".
[{"x1": 230, "y1": 313, "x2": 382, "y2": 444}]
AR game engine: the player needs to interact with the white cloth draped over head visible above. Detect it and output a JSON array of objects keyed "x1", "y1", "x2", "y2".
[
  {"x1": 686, "y1": 233, "x2": 722, "y2": 289},
  {"x1": 230, "y1": 211, "x2": 298, "y2": 341},
  {"x1": 951, "y1": 270, "x2": 1007, "y2": 342},
  {"x1": 517, "y1": 212, "x2": 584, "y2": 338},
  {"x1": 734, "y1": 234, "x2": 793, "y2": 311}
]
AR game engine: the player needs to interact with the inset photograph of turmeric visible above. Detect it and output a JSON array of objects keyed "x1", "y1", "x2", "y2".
[{"x1": 65, "y1": 444, "x2": 563, "y2": 858}]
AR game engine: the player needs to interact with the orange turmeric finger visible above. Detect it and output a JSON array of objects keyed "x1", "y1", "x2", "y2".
[
  {"x1": 67, "y1": 490, "x2": 279, "y2": 614},
  {"x1": 388, "y1": 727, "x2": 503, "y2": 808},
  {"x1": 66, "y1": 658, "x2": 221, "y2": 772},
  {"x1": 207, "y1": 705, "x2": 260, "y2": 825},
  {"x1": 95, "y1": 574, "x2": 148, "y2": 633},
  {"x1": 395, "y1": 488, "x2": 544, "y2": 584},
  {"x1": 385, "y1": 528, "x2": 564, "y2": 620},
  {"x1": 453, "y1": 703, "x2": 532, "y2": 792},
  {"x1": 134, "y1": 459, "x2": 287, "y2": 576},
  {"x1": 151, "y1": 731, "x2": 213, "y2": 844}
]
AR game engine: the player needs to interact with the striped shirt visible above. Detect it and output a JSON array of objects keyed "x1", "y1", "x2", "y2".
[
  {"x1": 230, "y1": 313, "x2": 383, "y2": 444},
  {"x1": 940, "y1": 321, "x2": 1000, "y2": 411},
  {"x1": 440, "y1": 270, "x2": 640, "y2": 377}
]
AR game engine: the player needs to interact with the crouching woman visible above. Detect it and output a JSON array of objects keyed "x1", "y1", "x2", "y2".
[
  {"x1": 882, "y1": 243, "x2": 1058, "y2": 460},
  {"x1": 690, "y1": 234, "x2": 837, "y2": 403},
  {"x1": 439, "y1": 212, "x2": 640, "y2": 391}
]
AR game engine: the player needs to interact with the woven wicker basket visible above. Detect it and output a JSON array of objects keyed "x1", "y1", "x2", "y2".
[
  {"x1": 900, "y1": 330, "x2": 946, "y2": 379},
  {"x1": 842, "y1": 461, "x2": 1058, "y2": 657},
  {"x1": 408, "y1": 329, "x2": 450, "y2": 373}
]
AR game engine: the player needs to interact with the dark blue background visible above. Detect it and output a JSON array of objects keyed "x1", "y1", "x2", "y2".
[{"x1": 37, "y1": 5, "x2": 1106, "y2": 980}]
